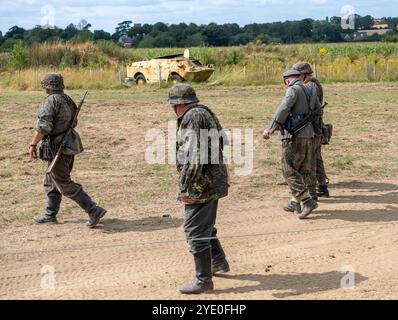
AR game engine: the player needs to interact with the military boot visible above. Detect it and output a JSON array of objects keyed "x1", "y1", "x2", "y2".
[
  {"x1": 317, "y1": 185, "x2": 330, "y2": 198},
  {"x1": 70, "y1": 189, "x2": 106, "y2": 228},
  {"x1": 87, "y1": 206, "x2": 107, "y2": 228},
  {"x1": 310, "y1": 192, "x2": 319, "y2": 202},
  {"x1": 180, "y1": 249, "x2": 214, "y2": 294},
  {"x1": 33, "y1": 194, "x2": 62, "y2": 224},
  {"x1": 283, "y1": 201, "x2": 302, "y2": 214},
  {"x1": 211, "y1": 237, "x2": 230, "y2": 275},
  {"x1": 33, "y1": 215, "x2": 58, "y2": 224},
  {"x1": 299, "y1": 198, "x2": 318, "y2": 219}
]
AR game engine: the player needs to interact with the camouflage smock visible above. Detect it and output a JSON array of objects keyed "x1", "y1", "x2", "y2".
[
  {"x1": 176, "y1": 104, "x2": 228, "y2": 204},
  {"x1": 266, "y1": 80, "x2": 321, "y2": 140},
  {"x1": 36, "y1": 93, "x2": 83, "y2": 155}
]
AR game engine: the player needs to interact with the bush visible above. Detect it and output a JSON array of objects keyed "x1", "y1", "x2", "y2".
[
  {"x1": 9, "y1": 43, "x2": 30, "y2": 70},
  {"x1": 59, "y1": 52, "x2": 76, "y2": 69},
  {"x1": 138, "y1": 35, "x2": 156, "y2": 48},
  {"x1": 0, "y1": 53, "x2": 9, "y2": 70}
]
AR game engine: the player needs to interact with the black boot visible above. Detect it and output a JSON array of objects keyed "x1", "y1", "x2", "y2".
[
  {"x1": 317, "y1": 185, "x2": 330, "y2": 198},
  {"x1": 180, "y1": 249, "x2": 214, "y2": 294},
  {"x1": 283, "y1": 201, "x2": 302, "y2": 213},
  {"x1": 310, "y1": 192, "x2": 318, "y2": 202},
  {"x1": 211, "y1": 237, "x2": 230, "y2": 275},
  {"x1": 70, "y1": 189, "x2": 107, "y2": 228},
  {"x1": 299, "y1": 198, "x2": 319, "y2": 219},
  {"x1": 33, "y1": 215, "x2": 58, "y2": 224},
  {"x1": 33, "y1": 194, "x2": 62, "y2": 224}
]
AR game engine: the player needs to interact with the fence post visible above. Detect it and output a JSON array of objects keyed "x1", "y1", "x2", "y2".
[
  {"x1": 263, "y1": 65, "x2": 267, "y2": 83},
  {"x1": 313, "y1": 63, "x2": 317, "y2": 79},
  {"x1": 35, "y1": 69, "x2": 39, "y2": 90},
  {"x1": 118, "y1": 70, "x2": 122, "y2": 84},
  {"x1": 366, "y1": 61, "x2": 371, "y2": 81},
  {"x1": 158, "y1": 65, "x2": 162, "y2": 88},
  {"x1": 243, "y1": 66, "x2": 246, "y2": 79},
  {"x1": 373, "y1": 63, "x2": 377, "y2": 81}
]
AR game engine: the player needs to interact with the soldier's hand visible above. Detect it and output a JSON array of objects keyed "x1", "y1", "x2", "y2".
[
  {"x1": 29, "y1": 145, "x2": 38, "y2": 159},
  {"x1": 181, "y1": 196, "x2": 194, "y2": 204},
  {"x1": 262, "y1": 130, "x2": 271, "y2": 140}
]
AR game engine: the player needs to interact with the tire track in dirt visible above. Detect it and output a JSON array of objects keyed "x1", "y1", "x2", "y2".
[{"x1": 1, "y1": 182, "x2": 398, "y2": 299}]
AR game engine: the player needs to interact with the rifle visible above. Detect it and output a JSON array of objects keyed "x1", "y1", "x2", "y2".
[
  {"x1": 284, "y1": 102, "x2": 328, "y2": 136},
  {"x1": 46, "y1": 91, "x2": 88, "y2": 174}
]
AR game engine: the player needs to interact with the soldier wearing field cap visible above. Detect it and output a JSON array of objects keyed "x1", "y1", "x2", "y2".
[
  {"x1": 28, "y1": 73, "x2": 106, "y2": 228},
  {"x1": 168, "y1": 83, "x2": 230, "y2": 294},
  {"x1": 263, "y1": 69, "x2": 319, "y2": 219},
  {"x1": 292, "y1": 62, "x2": 330, "y2": 198}
]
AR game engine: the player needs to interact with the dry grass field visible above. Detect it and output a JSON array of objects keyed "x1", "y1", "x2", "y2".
[{"x1": 0, "y1": 83, "x2": 398, "y2": 299}]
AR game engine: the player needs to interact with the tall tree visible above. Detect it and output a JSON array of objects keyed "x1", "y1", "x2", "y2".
[
  {"x1": 62, "y1": 23, "x2": 78, "y2": 40},
  {"x1": 115, "y1": 20, "x2": 132, "y2": 36},
  {"x1": 5, "y1": 26, "x2": 26, "y2": 39}
]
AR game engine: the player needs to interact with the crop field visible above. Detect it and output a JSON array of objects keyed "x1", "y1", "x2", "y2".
[
  {"x1": 1, "y1": 42, "x2": 398, "y2": 90},
  {"x1": 1, "y1": 82, "x2": 398, "y2": 299}
]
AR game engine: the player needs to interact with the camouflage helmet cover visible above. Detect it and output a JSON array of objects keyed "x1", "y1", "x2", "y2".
[
  {"x1": 283, "y1": 69, "x2": 302, "y2": 78},
  {"x1": 168, "y1": 83, "x2": 199, "y2": 106},
  {"x1": 41, "y1": 73, "x2": 65, "y2": 90},
  {"x1": 292, "y1": 62, "x2": 313, "y2": 74}
]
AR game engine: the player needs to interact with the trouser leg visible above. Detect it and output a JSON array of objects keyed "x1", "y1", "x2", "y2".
[
  {"x1": 314, "y1": 139, "x2": 330, "y2": 197},
  {"x1": 306, "y1": 137, "x2": 319, "y2": 198},
  {"x1": 48, "y1": 154, "x2": 97, "y2": 214},
  {"x1": 180, "y1": 201, "x2": 217, "y2": 294},
  {"x1": 44, "y1": 193, "x2": 62, "y2": 217},
  {"x1": 210, "y1": 227, "x2": 226, "y2": 265},
  {"x1": 211, "y1": 227, "x2": 230, "y2": 274},
  {"x1": 316, "y1": 141, "x2": 328, "y2": 186},
  {"x1": 44, "y1": 167, "x2": 62, "y2": 217},
  {"x1": 184, "y1": 200, "x2": 218, "y2": 255}
]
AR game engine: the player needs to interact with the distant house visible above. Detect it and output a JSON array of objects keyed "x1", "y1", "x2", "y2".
[
  {"x1": 118, "y1": 35, "x2": 133, "y2": 48},
  {"x1": 353, "y1": 29, "x2": 391, "y2": 41},
  {"x1": 353, "y1": 32, "x2": 367, "y2": 41},
  {"x1": 372, "y1": 24, "x2": 389, "y2": 29},
  {"x1": 372, "y1": 18, "x2": 384, "y2": 25}
]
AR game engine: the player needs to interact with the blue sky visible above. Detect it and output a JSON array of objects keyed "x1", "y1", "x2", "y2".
[{"x1": 0, "y1": 0, "x2": 397, "y2": 34}]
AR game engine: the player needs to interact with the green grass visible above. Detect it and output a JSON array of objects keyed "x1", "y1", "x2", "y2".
[
  {"x1": 330, "y1": 155, "x2": 355, "y2": 169},
  {"x1": 354, "y1": 126, "x2": 370, "y2": 133}
]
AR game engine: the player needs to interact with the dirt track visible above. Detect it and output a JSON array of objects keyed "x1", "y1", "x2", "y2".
[
  {"x1": 1, "y1": 84, "x2": 398, "y2": 299},
  {"x1": 1, "y1": 180, "x2": 398, "y2": 299}
]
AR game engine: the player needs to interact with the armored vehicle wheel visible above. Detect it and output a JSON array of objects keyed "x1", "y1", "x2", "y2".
[
  {"x1": 135, "y1": 74, "x2": 147, "y2": 86},
  {"x1": 170, "y1": 74, "x2": 184, "y2": 83}
]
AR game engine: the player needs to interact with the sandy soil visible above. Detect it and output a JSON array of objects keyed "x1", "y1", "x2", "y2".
[{"x1": 1, "y1": 84, "x2": 398, "y2": 299}]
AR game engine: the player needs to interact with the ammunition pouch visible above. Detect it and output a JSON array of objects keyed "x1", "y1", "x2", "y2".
[
  {"x1": 284, "y1": 113, "x2": 309, "y2": 135},
  {"x1": 39, "y1": 136, "x2": 54, "y2": 162},
  {"x1": 321, "y1": 124, "x2": 333, "y2": 145}
]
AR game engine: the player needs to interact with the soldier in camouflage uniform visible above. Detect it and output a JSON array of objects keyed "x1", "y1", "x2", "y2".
[
  {"x1": 28, "y1": 74, "x2": 106, "y2": 228},
  {"x1": 168, "y1": 84, "x2": 230, "y2": 294},
  {"x1": 292, "y1": 63, "x2": 330, "y2": 198},
  {"x1": 263, "y1": 70, "x2": 319, "y2": 219}
]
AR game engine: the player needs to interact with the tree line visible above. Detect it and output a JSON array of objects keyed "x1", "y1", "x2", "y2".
[{"x1": 1, "y1": 15, "x2": 398, "y2": 51}]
